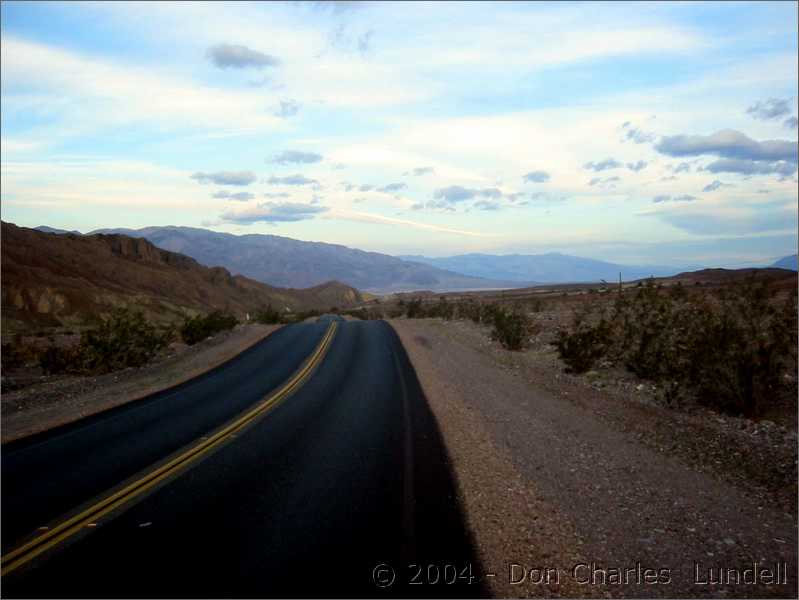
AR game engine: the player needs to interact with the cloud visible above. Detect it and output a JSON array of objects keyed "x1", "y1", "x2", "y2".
[
  {"x1": 523, "y1": 170, "x2": 550, "y2": 183},
  {"x1": 433, "y1": 185, "x2": 477, "y2": 203},
  {"x1": 263, "y1": 191, "x2": 290, "y2": 198},
  {"x1": 207, "y1": 44, "x2": 279, "y2": 69},
  {"x1": 479, "y1": 187, "x2": 503, "y2": 198},
  {"x1": 212, "y1": 190, "x2": 255, "y2": 201},
  {"x1": 655, "y1": 129, "x2": 798, "y2": 163},
  {"x1": 408, "y1": 166, "x2": 434, "y2": 176},
  {"x1": 271, "y1": 150, "x2": 323, "y2": 164},
  {"x1": 621, "y1": 122, "x2": 655, "y2": 144},
  {"x1": 702, "y1": 180, "x2": 732, "y2": 192},
  {"x1": 358, "y1": 30, "x2": 374, "y2": 55},
  {"x1": 428, "y1": 185, "x2": 509, "y2": 209},
  {"x1": 626, "y1": 160, "x2": 647, "y2": 172},
  {"x1": 704, "y1": 159, "x2": 797, "y2": 176},
  {"x1": 746, "y1": 98, "x2": 792, "y2": 121},
  {"x1": 377, "y1": 182, "x2": 407, "y2": 193},
  {"x1": 331, "y1": 209, "x2": 493, "y2": 237},
  {"x1": 1, "y1": 38, "x2": 285, "y2": 136},
  {"x1": 221, "y1": 201, "x2": 327, "y2": 224},
  {"x1": 588, "y1": 176, "x2": 620, "y2": 188},
  {"x1": 274, "y1": 99, "x2": 300, "y2": 118},
  {"x1": 191, "y1": 171, "x2": 256, "y2": 186},
  {"x1": 267, "y1": 174, "x2": 319, "y2": 185},
  {"x1": 474, "y1": 199, "x2": 501, "y2": 211},
  {"x1": 652, "y1": 194, "x2": 696, "y2": 203},
  {"x1": 646, "y1": 210, "x2": 793, "y2": 235},
  {"x1": 784, "y1": 116, "x2": 799, "y2": 129},
  {"x1": 584, "y1": 158, "x2": 623, "y2": 171},
  {"x1": 671, "y1": 162, "x2": 691, "y2": 174},
  {"x1": 359, "y1": 184, "x2": 374, "y2": 192}
]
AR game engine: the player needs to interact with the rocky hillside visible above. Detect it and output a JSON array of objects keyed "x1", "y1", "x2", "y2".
[
  {"x1": 2, "y1": 222, "x2": 362, "y2": 333},
  {"x1": 90, "y1": 226, "x2": 523, "y2": 293}
]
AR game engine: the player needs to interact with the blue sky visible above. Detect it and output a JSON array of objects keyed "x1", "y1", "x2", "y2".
[{"x1": 1, "y1": 1, "x2": 797, "y2": 267}]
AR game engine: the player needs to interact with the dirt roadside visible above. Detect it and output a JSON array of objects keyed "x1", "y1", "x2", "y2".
[
  {"x1": 390, "y1": 318, "x2": 797, "y2": 599},
  {"x1": 1, "y1": 324, "x2": 280, "y2": 444}
]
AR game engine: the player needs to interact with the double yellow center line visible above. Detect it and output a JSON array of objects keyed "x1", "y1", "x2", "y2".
[{"x1": 1, "y1": 321, "x2": 338, "y2": 577}]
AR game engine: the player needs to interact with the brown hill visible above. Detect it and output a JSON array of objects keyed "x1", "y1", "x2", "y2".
[{"x1": 1, "y1": 222, "x2": 362, "y2": 333}]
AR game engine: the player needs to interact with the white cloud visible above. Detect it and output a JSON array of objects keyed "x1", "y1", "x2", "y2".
[{"x1": 1, "y1": 37, "x2": 286, "y2": 137}]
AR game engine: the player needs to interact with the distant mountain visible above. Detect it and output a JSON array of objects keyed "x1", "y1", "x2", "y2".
[
  {"x1": 90, "y1": 226, "x2": 524, "y2": 293},
  {"x1": 399, "y1": 252, "x2": 687, "y2": 284},
  {"x1": 1, "y1": 222, "x2": 362, "y2": 332},
  {"x1": 34, "y1": 225, "x2": 81, "y2": 235},
  {"x1": 771, "y1": 254, "x2": 798, "y2": 271}
]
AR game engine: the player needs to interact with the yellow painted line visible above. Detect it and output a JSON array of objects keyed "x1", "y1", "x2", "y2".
[{"x1": 1, "y1": 321, "x2": 338, "y2": 577}]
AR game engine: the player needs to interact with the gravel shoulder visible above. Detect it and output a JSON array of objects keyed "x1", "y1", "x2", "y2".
[
  {"x1": 1, "y1": 323, "x2": 280, "y2": 444},
  {"x1": 390, "y1": 317, "x2": 797, "y2": 598}
]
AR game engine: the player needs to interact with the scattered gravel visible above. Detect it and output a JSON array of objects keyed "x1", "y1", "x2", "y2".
[{"x1": 390, "y1": 318, "x2": 797, "y2": 598}]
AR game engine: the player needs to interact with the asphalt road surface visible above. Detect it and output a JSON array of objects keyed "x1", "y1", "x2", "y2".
[{"x1": 2, "y1": 320, "x2": 482, "y2": 598}]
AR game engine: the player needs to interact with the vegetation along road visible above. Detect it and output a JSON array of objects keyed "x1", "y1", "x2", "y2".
[{"x1": 2, "y1": 319, "x2": 480, "y2": 598}]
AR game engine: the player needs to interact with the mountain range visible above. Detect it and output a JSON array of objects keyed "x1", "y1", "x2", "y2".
[
  {"x1": 2, "y1": 223, "x2": 362, "y2": 332},
  {"x1": 399, "y1": 252, "x2": 688, "y2": 284},
  {"x1": 88, "y1": 226, "x2": 522, "y2": 293},
  {"x1": 772, "y1": 254, "x2": 798, "y2": 271},
  {"x1": 32, "y1": 225, "x2": 798, "y2": 291}
]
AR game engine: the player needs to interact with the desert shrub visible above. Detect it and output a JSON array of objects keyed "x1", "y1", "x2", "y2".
[
  {"x1": 553, "y1": 276, "x2": 797, "y2": 415},
  {"x1": 683, "y1": 282, "x2": 797, "y2": 415},
  {"x1": 384, "y1": 305, "x2": 405, "y2": 319},
  {"x1": 81, "y1": 309, "x2": 174, "y2": 372},
  {"x1": 347, "y1": 308, "x2": 367, "y2": 320},
  {"x1": 554, "y1": 315, "x2": 614, "y2": 373},
  {"x1": 1, "y1": 336, "x2": 40, "y2": 370},
  {"x1": 528, "y1": 298, "x2": 546, "y2": 313},
  {"x1": 40, "y1": 308, "x2": 172, "y2": 374},
  {"x1": 455, "y1": 300, "x2": 484, "y2": 323},
  {"x1": 270, "y1": 308, "x2": 325, "y2": 324},
  {"x1": 181, "y1": 310, "x2": 237, "y2": 345},
  {"x1": 39, "y1": 344, "x2": 83, "y2": 375},
  {"x1": 254, "y1": 304, "x2": 282, "y2": 325},
  {"x1": 405, "y1": 298, "x2": 424, "y2": 319},
  {"x1": 344, "y1": 307, "x2": 384, "y2": 320},
  {"x1": 427, "y1": 297, "x2": 455, "y2": 320},
  {"x1": 490, "y1": 305, "x2": 535, "y2": 351}
]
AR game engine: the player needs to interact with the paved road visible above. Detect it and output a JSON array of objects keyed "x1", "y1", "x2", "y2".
[{"x1": 2, "y1": 320, "x2": 482, "y2": 598}]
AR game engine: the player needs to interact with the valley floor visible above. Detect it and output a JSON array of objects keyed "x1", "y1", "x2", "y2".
[
  {"x1": 1, "y1": 323, "x2": 280, "y2": 444},
  {"x1": 389, "y1": 317, "x2": 797, "y2": 598}
]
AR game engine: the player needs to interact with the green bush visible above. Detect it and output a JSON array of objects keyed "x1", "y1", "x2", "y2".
[
  {"x1": 81, "y1": 309, "x2": 173, "y2": 372},
  {"x1": 39, "y1": 344, "x2": 82, "y2": 375},
  {"x1": 490, "y1": 305, "x2": 535, "y2": 351},
  {"x1": 283, "y1": 308, "x2": 322, "y2": 323},
  {"x1": 428, "y1": 297, "x2": 455, "y2": 320},
  {"x1": 405, "y1": 298, "x2": 424, "y2": 319},
  {"x1": 181, "y1": 310, "x2": 237, "y2": 345},
  {"x1": 1, "y1": 336, "x2": 39, "y2": 370},
  {"x1": 254, "y1": 304, "x2": 282, "y2": 325},
  {"x1": 40, "y1": 308, "x2": 172, "y2": 374},
  {"x1": 553, "y1": 277, "x2": 798, "y2": 415},
  {"x1": 554, "y1": 316, "x2": 614, "y2": 373}
]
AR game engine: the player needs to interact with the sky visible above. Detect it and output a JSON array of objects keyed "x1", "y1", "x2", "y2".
[{"x1": 1, "y1": 0, "x2": 797, "y2": 267}]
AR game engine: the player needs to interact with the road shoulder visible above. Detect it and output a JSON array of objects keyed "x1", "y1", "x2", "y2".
[{"x1": 390, "y1": 317, "x2": 797, "y2": 598}]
